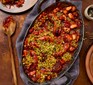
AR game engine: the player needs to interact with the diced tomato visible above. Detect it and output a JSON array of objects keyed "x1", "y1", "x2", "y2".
[
  {"x1": 29, "y1": 27, "x2": 34, "y2": 33},
  {"x1": 33, "y1": 31, "x2": 39, "y2": 35},
  {"x1": 60, "y1": 59, "x2": 66, "y2": 64},
  {"x1": 39, "y1": 29, "x2": 44, "y2": 33},
  {"x1": 70, "y1": 23, "x2": 77, "y2": 29},
  {"x1": 40, "y1": 69, "x2": 46, "y2": 73},
  {"x1": 76, "y1": 35, "x2": 80, "y2": 42},
  {"x1": 46, "y1": 75, "x2": 51, "y2": 80},
  {"x1": 39, "y1": 36, "x2": 52, "y2": 41},
  {"x1": 71, "y1": 34, "x2": 77, "y2": 40},
  {"x1": 63, "y1": 27, "x2": 70, "y2": 33},
  {"x1": 29, "y1": 63, "x2": 37, "y2": 71},
  {"x1": 52, "y1": 62, "x2": 62, "y2": 72},
  {"x1": 69, "y1": 46, "x2": 75, "y2": 52},
  {"x1": 33, "y1": 56, "x2": 38, "y2": 63},
  {"x1": 64, "y1": 34, "x2": 72, "y2": 42},
  {"x1": 30, "y1": 42, "x2": 39, "y2": 48},
  {"x1": 54, "y1": 51, "x2": 63, "y2": 57},
  {"x1": 64, "y1": 43, "x2": 70, "y2": 51},
  {"x1": 29, "y1": 71, "x2": 36, "y2": 76},
  {"x1": 75, "y1": 19, "x2": 82, "y2": 27},
  {"x1": 64, "y1": 21, "x2": 70, "y2": 28},
  {"x1": 15, "y1": 0, "x2": 24, "y2": 7},
  {"x1": 30, "y1": 50, "x2": 36, "y2": 56},
  {"x1": 23, "y1": 50, "x2": 28, "y2": 56}
]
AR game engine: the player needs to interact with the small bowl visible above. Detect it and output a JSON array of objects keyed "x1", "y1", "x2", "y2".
[{"x1": 84, "y1": 5, "x2": 93, "y2": 20}]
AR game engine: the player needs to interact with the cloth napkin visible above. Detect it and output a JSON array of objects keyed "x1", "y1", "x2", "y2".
[{"x1": 16, "y1": 0, "x2": 82, "y2": 85}]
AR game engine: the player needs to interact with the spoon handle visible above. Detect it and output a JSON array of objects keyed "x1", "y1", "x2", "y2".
[{"x1": 8, "y1": 35, "x2": 18, "y2": 85}]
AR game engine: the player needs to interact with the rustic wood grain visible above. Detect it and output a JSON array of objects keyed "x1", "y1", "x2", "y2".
[{"x1": 0, "y1": 0, "x2": 93, "y2": 85}]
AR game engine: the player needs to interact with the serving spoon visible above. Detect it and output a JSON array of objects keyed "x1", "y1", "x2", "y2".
[{"x1": 2, "y1": 16, "x2": 18, "y2": 85}]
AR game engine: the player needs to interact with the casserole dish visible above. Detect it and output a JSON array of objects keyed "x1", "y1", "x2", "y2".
[{"x1": 16, "y1": 0, "x2": 84, "y2": 85}]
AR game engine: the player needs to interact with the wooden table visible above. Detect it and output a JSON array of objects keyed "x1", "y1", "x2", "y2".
[{"x1": 0, "y1": 0, "x2": 93, "y2": 85}]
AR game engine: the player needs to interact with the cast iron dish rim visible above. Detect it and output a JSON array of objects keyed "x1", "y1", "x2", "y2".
[{"x1": 18, "y1": 1, "x2": 84, "y2": 85}]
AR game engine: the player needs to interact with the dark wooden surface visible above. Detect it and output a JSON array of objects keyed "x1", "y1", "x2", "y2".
[{"x1": 0, "y1": 0, "x2": 93, "y2": 85}]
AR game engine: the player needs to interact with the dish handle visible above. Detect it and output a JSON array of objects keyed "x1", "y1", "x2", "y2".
[
  {"x1": 51, "y1": 72, "x2": 72, "y2": 85},
  {"x1": 56, "y1": 0, "x2": 66, "y2": 2},
  {"x1": 38, "y1": 0, "x2": 47, "y2": 12},
  {"x1": 63, "y1": 72, "x2": 72, "y2": 85},
  {"x1": 37, "y1": 0, "x2": 66, "y2": 13}
]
